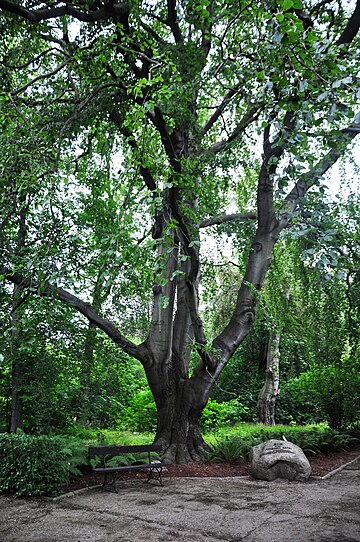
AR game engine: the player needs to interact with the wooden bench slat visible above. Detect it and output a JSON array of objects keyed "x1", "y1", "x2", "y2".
[
  {"x1": 94, "y1": 463, "x2": 166, "y2": 474},
  {"x1": 88, "y1": 444, "x2": 162, "y2": 456}
]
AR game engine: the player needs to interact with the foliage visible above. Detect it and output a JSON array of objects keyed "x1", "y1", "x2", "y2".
[
  {"x1": 121, "y1": 390, "x2": 158, "y2": 433},
  {"x1": 54, "y1": 435, "x2": 93, "y2": 475},
  {"x1": 208, "y1": 435, "x2": 255, "y2": 463},
  {"x1": 0, "y1": 432, "x2": 69, "y2": 497},
  {"x1": 84, "y1": 429, "x2": 154, "y2": 446},
  {"x1": 208, "y1": 425, "x2": 359, "y2": 462},
  {"x1": 0, "y1": 0, "x2": 359, "y2": 460},
  {"x1": 122, "y1": 392, "x2": 252, "y2": 434},
  {"x1": 285, "y1": 361, "x2": 360, "y2": 429},
  {"x1": 0, "y1": 310, "x2": 147, "y2": 432},
  {"x1": 201, "y1": 399, "x2": 250, "y2": 431}
]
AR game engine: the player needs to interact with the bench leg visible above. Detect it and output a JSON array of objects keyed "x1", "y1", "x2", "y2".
[
  {"x1": 144, "y1": 466, "x2": 164, "y2": 486},
  {"x1": 102, "y1": 472, "x2": 118, "y2": 493}
]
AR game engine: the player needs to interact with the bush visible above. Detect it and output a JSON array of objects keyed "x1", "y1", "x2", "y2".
[
  {"x1": 0, "y1": 432, "x2": 69, "y2": 497},
  {"x1": 201, "y1": 399, "x2": 250, "y2": 431},
  {"x1": 286, "y1": 363, "x2": 360, "y2": 429},
  {"x1": 54, "y1": 435, "x2": 92, "y2": 475},
  {"x1": 121, "y1": 389, "x2": 157, "y2": 432}
]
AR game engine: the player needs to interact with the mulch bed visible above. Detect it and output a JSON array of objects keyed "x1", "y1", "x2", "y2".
[{"x1": 63, "y1": 447, "x2": 360, "y2": 494}]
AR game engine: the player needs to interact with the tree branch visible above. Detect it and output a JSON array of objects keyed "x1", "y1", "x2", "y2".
[
  {"x1": 337, "y1": 0, "x2": 360, "y2": 45},
  {"x1": 3, "y1": 47, "x2": 57, "y2": 69},
  {"x1": 0, "y1": 265, "x2": 145, "y2": 362},
  {"x1": 54, "y1": 83, "x2": 122, "y2": 169},
  {"x1": 0, "y1": 0, "x2": 130, "y2": 24},
  {"x1": 201, "y1": 84, "x2": 241, "y2": 136},
  {"x1": 10, "y1": 59, "x2": 71, "y2": 96},
  {"x1": 147, "y1": 107, "x2": 180, "y2": 171},
  {"x1": 167, "y1": 0, "x2": 183, "y2": 43},
  {"x1": 199, "y1": 212, "x2": 256, "y2": 228},
  {"x1": 279, "y1": 114, "x2": 360, "y2": 228},
  {"x1": 208, "y1": 103, "x2": 264, "y2": 154},
  {"x1": 109, "y1": 111, "x2": 157, "y2": 192}
]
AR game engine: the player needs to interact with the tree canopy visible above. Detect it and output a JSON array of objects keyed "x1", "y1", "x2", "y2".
[{"x1": 0, "y1": 0, "x2": 359, "y2": 461}]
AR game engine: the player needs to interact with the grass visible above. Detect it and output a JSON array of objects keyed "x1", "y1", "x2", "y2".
[
  {"x1": 60, "y1": 427, "x2": 154, "y2": 446},
  {"x1": 64, "y1": 422, "x2": 330, "y2": 448},
  {"x1": 61, "y1": 422, "x2": 359, "y2": 467},
  {"x1": 203, "y1": 422, "x2": 328, "y2": 446}
]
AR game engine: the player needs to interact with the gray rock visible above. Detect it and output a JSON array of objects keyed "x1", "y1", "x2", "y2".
[{"x1": 250, "y1": 439, "x2": 311, "y2": 482}]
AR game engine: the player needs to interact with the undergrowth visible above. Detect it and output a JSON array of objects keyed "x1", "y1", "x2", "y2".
[
  {"x1": 2, "y1": 423, "x2": 358, "y2": 497},
  {"x1": 206, "y1": 425, "x2": 360, "y2": 463}
]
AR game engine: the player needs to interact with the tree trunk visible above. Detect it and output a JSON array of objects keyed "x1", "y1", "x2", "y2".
[
  {"x1": 9, "y1": 360, "x2": 23, "y2": 433},
  {"x1": 78, "y1": 322, "x2": 97, "y2": 423},
  {"x1": 9, "y1": 205, "x2": 27, "y2": 433},
  {"x1": 150, "y1": 359, "x2": 212, "y2": 463},
  {"x1": 9, "y1": 284, "x2": 24, "y2": 433},
  {"x1": 257, "y1": 332, "x2": 280, "y2": 426}
]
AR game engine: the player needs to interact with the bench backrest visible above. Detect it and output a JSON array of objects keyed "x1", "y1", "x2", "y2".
[{"x1": 88, "y1": 444, "x2": 162, "y2": 457}]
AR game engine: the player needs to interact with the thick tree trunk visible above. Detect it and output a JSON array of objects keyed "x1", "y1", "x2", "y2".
[
  {"x1": 152, "y1": 364, "x2": 212, "y2": 463},
  {"x1": 257, "y1": 332, "x2": 280, "y2": 426}
]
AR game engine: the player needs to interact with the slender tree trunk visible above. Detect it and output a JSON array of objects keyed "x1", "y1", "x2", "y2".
[
  {"x1": 257, "y1": 285, "x2": 290, "y2": 425},
  {"x1": 9, "y1": 284, "x2": 24, "y2": 433},
  {"x1": 78, "y1": 272, "x2": 109, "y2": 424},
  {"x1": 78, "y1": 322, "x2": 97, "y2": 423},
  {"x1": 257, "y1": 331, "x2": 280, "y2": 426},
  {"x1": 9, "y1": 206, "x2": 27, "y2": 433}
]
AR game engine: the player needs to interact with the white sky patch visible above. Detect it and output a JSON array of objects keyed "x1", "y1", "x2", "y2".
[{"x1": 325, "y1": 141, "x2": 360, "y2": 200}]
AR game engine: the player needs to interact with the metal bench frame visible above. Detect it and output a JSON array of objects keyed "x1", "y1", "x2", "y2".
[{"x1": 88, "y1": 444, "x2": 166, "y2": 492}]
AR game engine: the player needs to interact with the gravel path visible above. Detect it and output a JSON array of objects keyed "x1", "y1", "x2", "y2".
[{"x1": 1, "y1": 456, "x2": 359, "y2": 542}]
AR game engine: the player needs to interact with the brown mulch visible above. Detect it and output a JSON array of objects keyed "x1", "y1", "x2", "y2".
[{"x1": 63, "y1": 447, "x2": 360, "y2": 494}]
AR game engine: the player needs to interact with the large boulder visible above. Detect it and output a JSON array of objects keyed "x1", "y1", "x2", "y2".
[{"x1": 250, "y1": 439, "x2": 311, "y2": 482}]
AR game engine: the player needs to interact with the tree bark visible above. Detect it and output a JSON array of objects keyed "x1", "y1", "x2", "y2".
[
  {"x1": 9, "y1": 283, "x2": 24, "y2": 433},
  {"x1": 151, "y1": 359, "x2": 212, "y2": 463},
  {"x1": 257, "y1": 332, "x2": 280, "y2": 426}
]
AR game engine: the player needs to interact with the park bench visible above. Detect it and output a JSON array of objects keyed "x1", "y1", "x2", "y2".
[{"x1": 88, "y1": 444, "x2": 167, "y2": 491}]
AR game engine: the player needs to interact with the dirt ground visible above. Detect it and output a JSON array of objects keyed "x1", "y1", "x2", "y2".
[{"x1": 65, "y1": 446, "x2": 360, "y2": 493}]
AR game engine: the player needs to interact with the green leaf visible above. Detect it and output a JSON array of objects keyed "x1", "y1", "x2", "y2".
[{"x1": 281, "y1": 0, "x2": 294, "y2": 11}]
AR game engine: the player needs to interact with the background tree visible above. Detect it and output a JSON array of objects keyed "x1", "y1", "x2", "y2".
[{"x1": 0, "y1": 0, "x2": 359, "y2": 461}]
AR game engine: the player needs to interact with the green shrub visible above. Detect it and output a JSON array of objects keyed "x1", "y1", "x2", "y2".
[
  {"x1": 285, "y1": 363, "x2": 360, "y2": 429},
  {"x1": 0, "y1": 432, "x2": 69, "y2": 497},
  {"x1": 54, "y1": 435, "x2": 91, "y2": 475},
  {"x1": 121, "y1": 389, "x2": 157, "y2": 433},
  {"x1": 276, "y1": 384, "x2": 320, "y2": 426},
  {"x1": 201, "y1": 399, "x2": 250, "y2": 431}
]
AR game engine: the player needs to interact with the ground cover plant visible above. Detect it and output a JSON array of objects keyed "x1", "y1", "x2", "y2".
[
  {"x1": 207, "y1": 424, "x2": 360, "y2": 462},
  {"x1": 1, "y1": 423, "x2": 358, "y2": 497}
]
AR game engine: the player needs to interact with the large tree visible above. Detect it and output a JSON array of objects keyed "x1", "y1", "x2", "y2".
[{"x1": 0, "y1": 0, "x2": 359, "y2": 462}]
